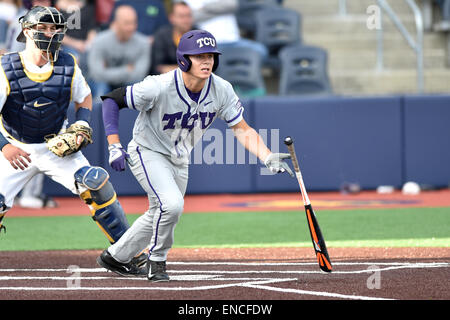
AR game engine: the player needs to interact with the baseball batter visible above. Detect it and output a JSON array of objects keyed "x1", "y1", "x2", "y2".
[
  {"x1": 0, "y1": 6, "x2": 140, "y2": 268},
  {"x1": 98, "y1": 30, "x2": 293, "y2": 281}
]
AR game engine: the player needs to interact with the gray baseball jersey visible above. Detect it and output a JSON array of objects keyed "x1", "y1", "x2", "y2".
[
  {"x1": 108, "y1": 69, "x2": 244, "y2": 263},
  {"x1": 125, "y1": 68, "x2": 244, "y2": 163}
]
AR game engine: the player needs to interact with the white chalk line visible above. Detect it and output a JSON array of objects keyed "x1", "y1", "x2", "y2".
[
  {"x1": 0, "y1": 268, "x2": 106, "y2": 273},
  {"x1": 169, "y1": 261, "x2": 450, "y2": 266},
  {"x1": 0, "y1": 263, "x2": 446, "y2": 278},
  {"x1": 0, "y1": 265, "x2": 445, "y2": 277},
  {"x1": 0, "y1": 278, "x2": 293, "y2": 292},
  {"x1": 0, "y1": 275, "x2": 290, "y2": 281},
  {"x1": 240, "y1": 283, "x2": 394, "y2": 301},
  {"x1": 0, "y1": 262, "x2": 447, "y2": 276},
  {"x1": 168, "y1": 263, "x2": 449, "y2": 275},
  {"x1": 0, "y1": 262, "x2": 446, "y2": 300},
  {"x1": 0, "y1": 275, "x2": 391, "y2": 300},
  {"x1": 0, "y1": 261, "x2": 447, "y2": 273}
]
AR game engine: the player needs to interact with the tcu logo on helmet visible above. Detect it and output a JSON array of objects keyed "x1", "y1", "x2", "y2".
[{"x1": 197, "y1": 37, "x2": 216, "y2": 48}]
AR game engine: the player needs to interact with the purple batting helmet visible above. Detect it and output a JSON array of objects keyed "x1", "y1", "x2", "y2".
[{"x1": 176, "y1": 30, "x2": 221, "y2": 72}]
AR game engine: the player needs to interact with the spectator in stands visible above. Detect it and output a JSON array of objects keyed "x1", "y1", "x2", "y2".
[
  {"x1": 0, "y1": 0, "x2": 20, "y2": 51},
  {"x1": 109, "y1": 0, "x2": 169, "y2": 44},
  {"x1": 56, "y1": 0, "x2": 97, "y2": 74},
  {"x1": 0, "y1": 0, "x2": 19, "y2": 23},
  {"x1": 149, "y1": 1, "x2": 193, "y2": 75},
  {"x1": 95, "y1": 0, "x2": 114, "y2": 30},
  {"x1": 87, "y1": 5, "x2": 150, "y2": 101},
  {"x1": 183, "y1": 0, "x2": 268, "y2": 59}
]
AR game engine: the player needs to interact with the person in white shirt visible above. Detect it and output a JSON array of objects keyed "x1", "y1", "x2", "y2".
[{"x1": 183, "y1": 0, "x2": 268, "y2": 58}]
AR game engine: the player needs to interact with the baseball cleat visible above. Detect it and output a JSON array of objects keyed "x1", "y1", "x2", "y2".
[
  {"x1": 96, "y1": 250, "x2": 146, "y2": 277},
  {"x1": 147, "y1": 260, "x2": 170, "y2": 282}
]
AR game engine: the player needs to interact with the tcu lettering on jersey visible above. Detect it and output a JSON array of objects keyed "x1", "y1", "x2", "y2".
[
  {"x1": 196, "y1": 37, "x2": 216, "y2": 48},
  {"x1": 162, "y1": 111, "x2": 216, "y2": 131}
]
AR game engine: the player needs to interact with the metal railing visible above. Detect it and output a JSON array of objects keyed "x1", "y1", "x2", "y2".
[
  {"x1": 338, "y1": 0, "x2": 425, "y2": 93},
  {"x1": 376, "y1": 0, "x2": 424, "y2": 93},
  {"x1": 339, "y1": 0, "x2": 347, "y2": 16}
]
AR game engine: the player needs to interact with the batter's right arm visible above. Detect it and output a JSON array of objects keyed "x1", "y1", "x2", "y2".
[
  {"x1": 101, "y1": 88, "x2": 130, "y2": 171},
  {"x1": 101, "y1": 77, "x2": 159, "y2": 171},
  {"x1": 101, "y1": 86, "x2": 128, "y2": 140}
]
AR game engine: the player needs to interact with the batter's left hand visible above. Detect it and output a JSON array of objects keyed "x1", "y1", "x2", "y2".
[
  {"x1": 108, "y1": 143, "x2": 130, "y2": 171},
  {"x1": 264, "y1": 153, "x2": 294, "y2": 177}
]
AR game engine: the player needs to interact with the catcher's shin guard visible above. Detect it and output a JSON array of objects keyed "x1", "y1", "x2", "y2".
[
  {"x1": 74, "y1": 166, "x2": 129, "y2": 243},
  {"x1": 0, "y1": 194, "x2": 7, "y2": 233}
]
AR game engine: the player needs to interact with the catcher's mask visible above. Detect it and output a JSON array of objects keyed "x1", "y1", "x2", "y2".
[
  {"x1": 17, "y1": 6, "x2": 67, "y2": 62},
  {"x1": 176, "y1": 30, "x2": 221, "y2": 72}
]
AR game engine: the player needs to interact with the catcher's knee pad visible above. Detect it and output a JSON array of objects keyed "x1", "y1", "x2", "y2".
[{"x1": 74, "y1": 166, "x2": 129, "y2": 243}]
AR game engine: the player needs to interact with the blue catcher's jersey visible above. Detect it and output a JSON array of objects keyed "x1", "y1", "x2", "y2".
[{"x1": 0, "y1": 51, "x2": 75, "y2": 143}]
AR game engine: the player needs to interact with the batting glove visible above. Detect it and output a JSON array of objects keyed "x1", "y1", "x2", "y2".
[
  {"x1": 108, "y1": 143, "x2": 130, "y2": 172},
  {"x1": 264, "y1": 153, "x2": 294, "y2": 177}
]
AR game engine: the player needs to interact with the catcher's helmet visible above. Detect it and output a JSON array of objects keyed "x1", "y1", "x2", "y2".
[
  {"x1": 16, "y1": 6, "x2": 67, "y2": 61},
  {"x1": 176, "y1": 30, "x2": 221, "y2": 72}
]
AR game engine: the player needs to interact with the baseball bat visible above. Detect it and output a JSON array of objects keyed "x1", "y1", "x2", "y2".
[{"x1": 284, "y1": 136, "x2": 332, "y2": 273}]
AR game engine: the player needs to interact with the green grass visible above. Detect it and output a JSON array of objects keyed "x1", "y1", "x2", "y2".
[
  {"x1": 173, "y1": 207, "x2": 450, "y2": 248},
  {"x1": 0, "y1": 207, "x2": 448, "y2": 251}
]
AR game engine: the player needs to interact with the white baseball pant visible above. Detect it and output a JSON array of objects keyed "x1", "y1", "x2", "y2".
[
  {"x1": 0, "y1": 126, "x2": 89, "y2": 209},
  {"x1": 108, "y1": 140, "x2": 189, "y2": 263}
]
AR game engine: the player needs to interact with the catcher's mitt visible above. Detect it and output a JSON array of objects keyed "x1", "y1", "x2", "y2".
[{"x1": 46, "y1": 122, "x2": 93, "y2": 157}]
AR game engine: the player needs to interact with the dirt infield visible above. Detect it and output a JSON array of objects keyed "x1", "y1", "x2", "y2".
[
  {"x1": 0, "y1": 247, "x2": 448, "y2": 300},
  {"x1": 3, "y1": 191, "x2": 449, "y2": 302}
]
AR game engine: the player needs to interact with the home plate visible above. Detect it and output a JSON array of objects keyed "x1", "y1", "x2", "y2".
[{"x1": 170, "y1": 274, "x2": 221, "y2": 281}]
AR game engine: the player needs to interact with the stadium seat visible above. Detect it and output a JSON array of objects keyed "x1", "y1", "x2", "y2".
[
  {"x1": 433, "y1": 0, "x2": 450, "y2": 27},
  {"x1": 254, "y1": 6, "x2": 302, "y2": 69},
  {"x1": 278, "y1": 44, "x2": 332, "y2": 96},
  {"x1": 442, "y1": 0, "x2": 450, "y2": 20},
  {"x1": 215, "y1": 46, "x2": 266, "y2": 98},
  {"x1": 236, "y1": 0, "x2": 280, "y2": 37},
  {"x1": 433, "y1": 0, "x2": 450, "y2": 67}
]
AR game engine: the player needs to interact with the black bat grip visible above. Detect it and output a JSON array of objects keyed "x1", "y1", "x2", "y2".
[
  {"x1": 284, "y1": 136, "x2": 299, "y2": 173},
  {"x1": 284, "y1": 136, "x2": 294, "y2": 146}
]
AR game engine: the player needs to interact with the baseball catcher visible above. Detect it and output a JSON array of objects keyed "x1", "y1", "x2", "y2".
[{"x1": 0, "y1": 6, "x2": 144, "y2": 272}]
